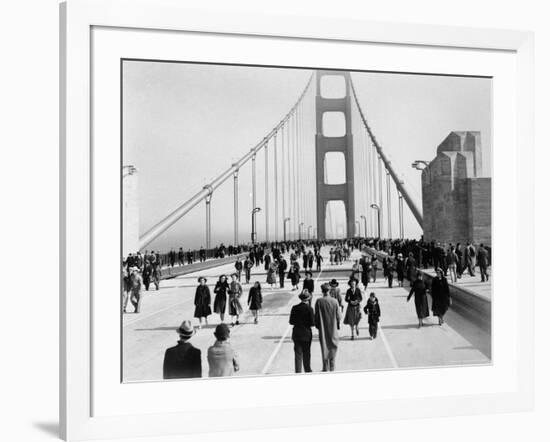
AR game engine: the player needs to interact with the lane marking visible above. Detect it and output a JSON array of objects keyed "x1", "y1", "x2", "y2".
[
  {"x1": 261, "y1": 254, "x2": 326, "y2": 375},
  {"x1": 378, "y1": 325, "x2": 399, "y2": 368}
]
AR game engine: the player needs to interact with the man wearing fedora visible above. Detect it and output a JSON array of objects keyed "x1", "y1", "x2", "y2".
[
  {"x1": 289, "y1": 290, "x2": 315, "y2": 373},
  {"x1": 207, "y1": 323, "x2": 240, "y2": 377},
  {"x1": 163, "y1": 320, "x2": 202, "y2": 379}
]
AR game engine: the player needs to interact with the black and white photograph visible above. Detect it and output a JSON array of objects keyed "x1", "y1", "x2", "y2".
[{"x1": 122, "y1": 61, "x2": 492, "y2": 382}]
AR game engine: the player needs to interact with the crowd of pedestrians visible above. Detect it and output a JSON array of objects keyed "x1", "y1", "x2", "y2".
[{"x1": 124, "y1": 236, "x2": 490, "y2": 379}]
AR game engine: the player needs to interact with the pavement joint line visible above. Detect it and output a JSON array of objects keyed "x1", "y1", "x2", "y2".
[{"x1": 260, "y1": 261, "x2": 326, "y2": 375}]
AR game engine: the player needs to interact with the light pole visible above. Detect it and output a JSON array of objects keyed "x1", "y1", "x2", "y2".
[
  {"x1": 283, "y1": 217, "x2": 290, "y2": 242},
  {"x1": 251, "y1": 207, "x2": 261, "y2": 244},
  {"x1": 370, "y1": 204, "x2": 381, "y2": 239},
  {"x1": 355, "y1": 220, "x2": 360, "y2": 237},
  {"x1": 308, "y1": 225, "x2": 312, "y2": 240},
  {"x1": 411, "y1": 160, "x2": 430, "y2": 170},
  {"x1": 360, "y1": 215, "x2": 367, "y2": 239},
  {"x1": 299, "y1": 222, "x2": 305, "y2": 241}
]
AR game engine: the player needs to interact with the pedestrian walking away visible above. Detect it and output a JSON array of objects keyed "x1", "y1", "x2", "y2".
[
  {"x1": 163, "y1": 320, "x2": 201, "y2": 379},
  {"x1": 289, "y1": 290, "x2": 315, "y2": 373},
  {"x1": 207, "y1": 323, "x2": 240, "y2": 377},
  {"x1": 315, "y1": 283, "x2": 342, "y2": 372}
]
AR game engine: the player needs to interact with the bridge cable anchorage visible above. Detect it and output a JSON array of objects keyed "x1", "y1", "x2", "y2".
[
  {"x1": 138, "y1": 73, "x2": 314, "y2": 250},
  {"x1": 349, "y1": 76, "x2": 423, "y2": 230}
]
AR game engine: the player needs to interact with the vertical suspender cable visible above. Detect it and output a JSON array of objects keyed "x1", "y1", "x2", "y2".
[
  {"x1": 274, "y1": 132, "x2": 279, "y2": 242},
  {"x1": 265, "y1": 140, "x2": 269, "y2": 242}
]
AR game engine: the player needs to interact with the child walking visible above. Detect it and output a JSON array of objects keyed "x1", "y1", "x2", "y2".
[{"x1": 364, "y1": 292, "x2": 381, "y2": 339}]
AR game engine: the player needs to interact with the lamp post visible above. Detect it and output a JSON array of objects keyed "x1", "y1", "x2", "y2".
[
  {"x1": 251, "y1": 207, "x2": 261, "y2": 244},
  {"x1": 308, "y1": 225, "x2": 312, "y2": 240},
  {"x1": 283, "y1": 217, "x2": 290, "y2": 242},
  {"x1": 370, "y1": 204, "x2": 381, "y2": 239},
  {"x1": 360, "y1": 215, "x2": 367, "y2": 239},
  {"x1": 411, "y1": 160, "x2": 430, "y2": 170},
  {"x1": 299, "y1": 222, "x2": 304, "y2": 241}
]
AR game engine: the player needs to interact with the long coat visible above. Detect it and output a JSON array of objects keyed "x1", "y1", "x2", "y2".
[
  {"x1": 344, "y1": 287, "x2": 363, "y2": 326},
  {"x1": 163, "y1": 341, "x2": 202, "y2": 379},
  {"x1": 266, "y1": 262, "x2": 278, "y2": 284},
  {"x1": 194, "y1": 285, "x2": 212, "y2": 318},
  {"x1": 213, "y1": 280, "x2": 229, "y2": 314},
  {"x1": 228, "y1": 280, "x2": 243, "y2": 316},
  {"x1": 248, "y1": 286, "x2": 262, "y2": 310},
  {"x1": 407, "y1": 279, "x2": 429, "y2": 319},
  {"x1": 364, "y1": 298, "x2": 381, "y2": 325},
  {"x1": 289, "y1": 302, "x2": 315, "y2": 342},
  {"x1": 315, "y1": 296, "x2": 341, "y2": 355},
  {"x1": 431, "y1": 276, "x2": 450, "y2": 317}
]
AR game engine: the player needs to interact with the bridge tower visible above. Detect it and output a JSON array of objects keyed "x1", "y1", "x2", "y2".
[{"x1": 315, "y1": 71, "x2": 355, "y2": 239}]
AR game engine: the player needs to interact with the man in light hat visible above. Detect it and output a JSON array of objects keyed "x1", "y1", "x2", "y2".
[
  {"x1": 207, "y1": 323, "x2": 239, "y2": 377},
  {"x1": 163, "y1": 320, "x2": 201, "y2": 379},
  {"x1": 289, "y1": 290, "x2": 315, "y2": 373}
]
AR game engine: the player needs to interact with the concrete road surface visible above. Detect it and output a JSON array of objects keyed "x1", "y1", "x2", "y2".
[{"x1": 123, "y1": 247, "x2": 490, "y2": 382}]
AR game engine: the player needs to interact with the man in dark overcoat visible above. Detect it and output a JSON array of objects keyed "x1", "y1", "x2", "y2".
[
  {"x1": 477, "y1": 244, "x2": 490, "y2": 282},
  {"x1": 289, "y1": 291, "x2": 315, "y2": 373},
  {"x1": 163, "y1": 320, "x2": 202, "y2": 379}
]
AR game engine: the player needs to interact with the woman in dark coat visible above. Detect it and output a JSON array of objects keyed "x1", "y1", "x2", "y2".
[
  {"x1": 213, "y1": 274, "x2": 230, "y2": 323},
  {"x1": 431, "y1": 268, "x2": 451, "y2": 325},
  {"x1": 248, "y1": 281, "x2": 263, "y2": 324},
  {"x1": 407, "y1": 272, "x2": 429, "y2": 328},
  {"x1": 194, "y1": 276, "x2": 212, "y2": 328},
  {"x1": 344, "y1": 278, "x2": 363, "y2": 340}
]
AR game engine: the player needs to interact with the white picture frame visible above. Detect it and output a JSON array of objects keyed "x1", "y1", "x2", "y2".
[{"x1": 60, "y1": 0, "x2": 534, "y2": 440}]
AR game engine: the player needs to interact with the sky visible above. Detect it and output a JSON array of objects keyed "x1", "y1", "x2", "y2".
[{"x1": 122, "y1": 61, "x2": 492, "y2": 252}]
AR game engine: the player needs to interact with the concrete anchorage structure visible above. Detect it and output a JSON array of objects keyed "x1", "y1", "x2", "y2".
[
  {"x1": 421, "y1": 131, "x2": 491, "y2": 245},
  {"x1": 315, "y1": 71, "x2": 355, "y2": 239},
  {"x1": 122, "y1": 165, "x2": 139, "y2": 257}
]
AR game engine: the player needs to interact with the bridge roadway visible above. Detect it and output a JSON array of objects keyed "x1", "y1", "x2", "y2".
[{"x1": 122, "y1": 246, "x2": 491, "y2": 382}]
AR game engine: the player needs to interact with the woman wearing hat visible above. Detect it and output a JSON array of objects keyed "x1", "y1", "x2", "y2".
[
  {"x1": 407, "y1": 271, "x2": 429, "y2": 327},
  {"x1": 248, "y1": 281, "x2": 263, "y2": 324},
  {"x1": 344, "y1": 278, "x2": 363, "y2": 339},
  {"x1": 194, "y1": 276, "x2": 212, "y2": 329},
  {"x1": 228, "y1": 273, "x2": 243, "y2": 326},
  {"x1": 287, "y1": 260, "x2": 301, "y2": 291},
  {"x1": 266, "y1": 260, "x2": 278, "y2": 288},
  {"x1": 213, "y1": 275, "x2": 230, "y2": 323},
  {"x1": 207, "y1": 323, "x2": 239, "y2": 377},
  {"x1": 302, "y1": 270, "x2": 314, "y2": 297},
  {"x1": 431, "y1": 268, "x2": 451, "y2": 325}
]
